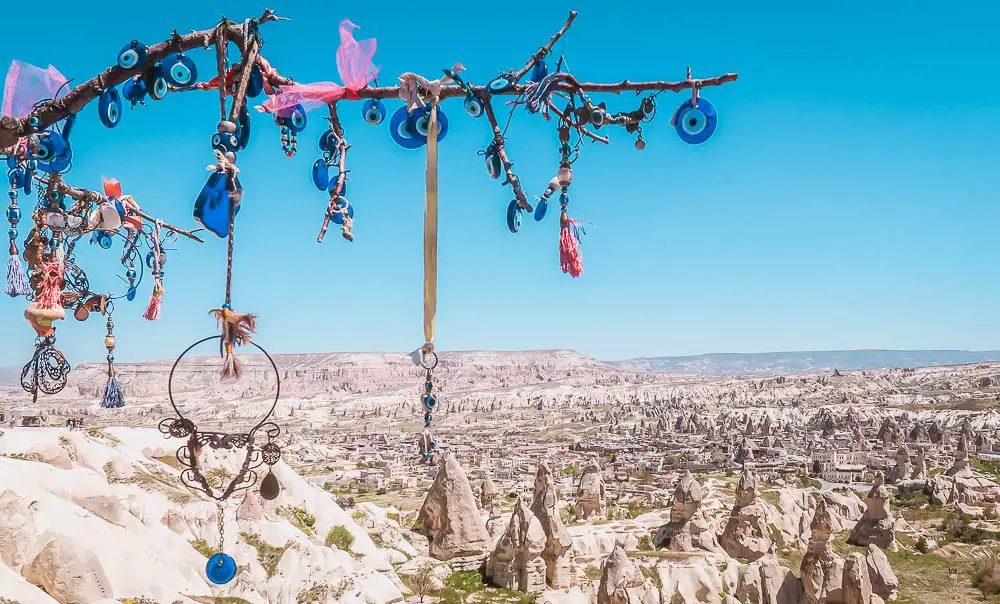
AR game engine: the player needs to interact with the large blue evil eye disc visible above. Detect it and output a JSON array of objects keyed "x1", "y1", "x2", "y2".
[
  {"x1": 206, "y1": 553, "x2": 237, "y2": 585},
  {"x1": 388, "y1": 106, "x2": 425, "y2": 150},
  {"x1": 312, "y1": 159, "x2": 330, "y2": 191},
  {"x1": 673, "y1": 98, "x2": 717, "y2": 145},
  {"x1": 162, "y1": 53, "x2": 198, "y2": 87},
  {"x1": 534, "y1": 199, "x2": 548, "y2": 222},
  {"x1": 97, "y1": 88, "x2": 122, "y2": 128},
  {"x1": 362, "y1": 99, "x2": 386, "y2": 125},
  {"x1": 117, "y1": 41, "x2": 148, "y2": 70}
]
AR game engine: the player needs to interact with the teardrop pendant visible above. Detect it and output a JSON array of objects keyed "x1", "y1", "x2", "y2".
[{"x1": 260, "y1": 470, "x2": 280, "y2": 500}]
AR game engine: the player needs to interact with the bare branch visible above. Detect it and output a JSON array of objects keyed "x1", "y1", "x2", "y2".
[
  {"x1": 482, "y1": 97, "x2": 531, "y2": 212},
  {"x1": 317, "y1": 104, "x2": 351, "y2": 243},
  {"x1": 512, "y1": 10, "x2": 578, "y2": 82},
  {"x1": 0, "y1": 17, "x2": 292, "y2": 148},
  {"x1": 545, "y1": 101, "x2": 609, "y2": 144}
]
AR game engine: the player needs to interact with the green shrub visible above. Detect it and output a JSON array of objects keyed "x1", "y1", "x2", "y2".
[
  {"x1": 326, "y1": 525, "x2": 355, "y2": 551},
  {"x1": 240, "y1": 532, "x2": 289, "y2": 578}
]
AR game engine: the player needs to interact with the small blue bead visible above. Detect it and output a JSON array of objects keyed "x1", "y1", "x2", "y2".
[
  {"x1": 424, "y1": 413, "x2": 433, "y2": 423},
  {"x1": 8, "y1": 228, "x2": 17, "y2": 239},
  {"x1": 206, "y1": 553, "x2": 237, "y2": 585}
]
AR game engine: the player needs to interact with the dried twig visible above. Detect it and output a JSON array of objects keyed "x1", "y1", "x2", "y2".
[
  {"x1": 512, "y1": 10, "x2": 578, "y2": 82},
  {"x1": 481, "y1": 97, "x2": 531, "y2": 212},
  {"x1": 38, "y1": 178, "x2": 205, "y2": 243},
  {"x1": 545, "y1": 101, "x2": 609, "y2": 144},
  {"x1": 317, "y1": 104, "x2": 351, "y2": 243}
]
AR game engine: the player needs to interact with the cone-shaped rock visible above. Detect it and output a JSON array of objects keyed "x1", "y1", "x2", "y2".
[
  {"x1": 801, "y1": 497, "x2": 845, "y2": 604},
  {"x1": 847, "y1": 473, "x2": 896, "y2": 549},
  {"x1": 488, "y1": 498, "x2": 547, "y2": 593},
  {"x1": 576, "y1": 459, "x2": 607, "y2": 520},
  {"x1": 416, "y1": 453, "x2": 490, "y2": 562},
  {"x1": 597, "y1": 546, "x2": 659, "y2": 604},
  {"x1": 530, "y1": 462, "x2": 575, "y2": 588},
  {"x1": 720, "y1": 468, "x2": 773, "y2": 561}
]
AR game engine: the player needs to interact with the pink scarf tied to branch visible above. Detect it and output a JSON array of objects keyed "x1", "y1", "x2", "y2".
[
  {"x1": 257, "y1": 19, "x2": 378, "y2": 114},
  {"x1": 2, "y1": 60, "x2": 69, "y2": 118}
]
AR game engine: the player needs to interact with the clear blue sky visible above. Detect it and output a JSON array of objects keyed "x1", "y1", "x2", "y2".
[{"x1": 1, "y1": 0, "x2": 998, "y2": 367}]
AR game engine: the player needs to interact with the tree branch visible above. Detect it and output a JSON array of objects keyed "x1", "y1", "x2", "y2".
[
  {"x1": 512, "y1": 10, "x2": 578, "y2": 82},
  {"x1": 481, "y1": 97, "x2": 531, "y2": 211},
  {"x1": 545, "y1": 101, "x2": 608, "y2": 144},
  {"x1": 37, "y1": 177, "x2": 205, "y2": 243},
  {"x1": 317, "y1": 104, "x2": 351, "y2": 243},
  {"x1": 0, "y1": 14, "x2": 293, "y2": 149}
]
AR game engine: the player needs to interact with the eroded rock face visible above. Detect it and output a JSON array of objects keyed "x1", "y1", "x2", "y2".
[
  {"x1": 865, "y1": 544, "x2": 899, "y2": 601},
  {"x1": 416, "y1": 453, "x2": 490, "y2": 562},
  {"x1": 652, "y1": 470, "x2": 716, "y2": 552},
  {"x1": 0, "y1": 490, "x2": 35, "y2": 568},
  {"x1": 481, "y1": 475, "x2": 499, "y2": 509},
  {"x1": 720, "y1": 469, "x2": 773, "y2": 561},
  {"x1": 529, "y1": 462, "x2": 575, "y2": 588},
  {"x1": 22, "y1": 534, "x2": 113, "y2": 603},
  {"x1": 841, "y1": 552, "x2": 873, "y2": 604},
  {"x1": 848, "y1": 473, "x2": 896, "y2": 549},
  {"x1": 887, "y1": 446, "x2": 910, "y2": 484},
  {"x1": 488, "y1": 499, "x2": 547, "y2": 593},
  {"x1": 801, "y1": 497, "x2": 845, "y2": 604},
  {"x1": 597, "y1": 546, "x2": 659, "y2": 604},
  {"x1": 576, "y1": 460, "x2": 607, "y2": 521},
  {"x1": 911, "y1": 447, "x2": 928, "y2": 480}
]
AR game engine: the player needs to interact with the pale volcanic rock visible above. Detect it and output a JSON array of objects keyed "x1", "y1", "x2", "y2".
[
  {"x1": 911, "y1": 447, "x2": 928, "y2": 480},
  {"x1": 720, "y1": 469, "x2": 774, "y2": 561},
  {"x1": 847, "y1": 474, "x2": 896, "y2": 550},
  {"x1": 21, "y1": 534, "x2": 114, "y2": 603},
  {"x1": 841, "y1": 552, "x2": 873, "y2": 604},
  {"x1": 596, "y1": 546, "x2": 659, "y2": 604},
  {"x1": 886, "y1": 446, "x2": 910, "y2": 484},
  {"x1": 864, "y1": 545, "x2": 899, "y2": 601},
  {"x1": 416, "y1": 453, "x2": 491, "y2": 563},
  {"x1": 576, "y1": 460, "x2": 607, "y2": 521},
  {"x1": 800, "y1": 497, "x2": 845, "y2": 604},
  {"x1": 531, "y1": 462, "x2": 576, "y2": 588},
  {"x1": 488, "y1": 499, "x2": 547, "y2": 593},
  {"x1": 652, "y1": 471, "x2": 718, "y2": 553}
]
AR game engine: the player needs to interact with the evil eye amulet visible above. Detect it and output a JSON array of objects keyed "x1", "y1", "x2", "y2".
[
  {"x1": 122, "y1": 77, "x2": 147, "y2": 105},
  {"x1": 673, "y1": 97, "x2": 718, "y2": 145},
  {"x1": 211, "y1": 132, "x2": 240, "y2": 154},
  {"x1": 145, "y1": 250, "x2": 156, "y2": 268},
  {"x1": 146, "y1": 65, "x2": 168, "y2": 100},
  {"x1": 411, "y1": 106, "x2": 449, "y2": 142},
  {"x1": 423, "y1": 394, "x2": 436, "y2": 411},
  {"x1": 97, "y1": 87, "x2": 123, "y2": 128},
  {"x1": 312, "y1": 159, "x2": 330, "y2": 191},
  {"x1": 530, "y1": 60, "x2": 548, "y2": 83},
  {"x1": 388, "y1": 106, "x2": 424, "y2": 150},
  {"x1": 117, "y1": 41, "x2": 148, "y2": 70},
  {"x1": 318, "y1": 129, "x2": 338, "y2": 153},
  {"x1": 331, "y1": 199, "x2": 354, "y2": 225},
  {"x1": 534, "y1": 199, "x2": 548, "y2": 222},
  {"x1": 276, "y1": 104, "x2": 307, "y2": 134},
  {"x1": 361, "y1": 99, "x2": 386, "y2": 125},
  {"x1": 485, "y1": 145, "x2": 501, "y2": 180},
  {"x1": 486, "y1": 74, "x2": 515, "y2": 93},
  {"x1": 95, "y1": 231, "x2": 113, "y2": 249},
  {"x1": 464, "y1": 95, "x2": 484, "y2": 118},
  {"x1": 206, "y1": 553, "x2": 237, "y2": 585},
  {"x1": 246, "y1": 66, "x2": 265, "y2": 98},
  {"x1": 506, "y1": 200, "x2": 523, "y2": 233},
  {"x1": 161, "y1": 53, "x2": 198, "y2": 87}
]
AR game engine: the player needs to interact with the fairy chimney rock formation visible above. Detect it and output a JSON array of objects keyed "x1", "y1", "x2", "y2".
[
  {"x1": 416, "y1": 453, "x2": 491, "y2": 564},
  {"x1": 576, "y1": 460, "x2": 607, "y2": 520},
  {"x1": 887, "y1": 446, "x2": 910, "y2": 484},
  {"x1": 848, "y1": 473, "x2": 896, "y2": 549},
  {"x1": 928, "y1": 421, "x2": 945, "y2": 445},
  {"x1": 488, "y1": 498, "x2": 547, "y2": 593},
  {"x1": 530, "y1": 462, "x2": 575, "y2": 588},
  {"x1": 801, "y1": 497, "x2": 845, "y2": 604},
  {"x1": 911, "y1": 447, "x2": 928, "y2": 480},
  {"x1": 947, "y1": 434, "x2": 972, "y2": 477},
  {"x1": 652, "y1": 470, "x2": 715, "y2": 552},
  {"x1": 481, "y1": 475, "x2": 499, "y2": 508},
  {"x1": 597, "y1": 546, "x2": 659, "y2": 604},
  {"x1": 841, "y1": 552, "x2": 874, "y2": 604},
  {"x1": 720, "y1": 468, "x2": 774, "y2": 561}
]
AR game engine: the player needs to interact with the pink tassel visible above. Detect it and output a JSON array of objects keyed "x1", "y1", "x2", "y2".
[
  {"x1": 35, "y1": 258, "x2": 63, "y2": 309},
  {"x1": 559, "y1": 213, "x2": 584, "y2": 278},
  {"x1": 143, "y1": 279, "x2": 163, "y2": 321}
]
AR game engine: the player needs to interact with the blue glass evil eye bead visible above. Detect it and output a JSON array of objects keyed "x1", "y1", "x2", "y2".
[
  {"x1": 424, "y1": 413, "x2": 433, "y2": 423},
  {"x1": 246, "y1": 65, "x2": 265, "y2": 98},
  {"x1": 6, "y1": 206, "x2": 20, "y2": 222},
  {"x1": 276, "y1": 104, "x2": 307, "y2": 134},
  {"x1": 97, "y1": 87, "x2": 122, "y2": 128},
  {"x1": 146, "y1": 65, "x2": 168, "y2": 100},
  {"x1": 463, "y1": 95, "x2": 483, "y2": 118},
  {"x1": 361, "y1": 99, "x2": 386, "y2": 125},
  {"x1": 331, "y1": 198, "x2": 354, "y2": 225},
  {"x1": 506, "y1": 200, "x2": 522, "y2": 233},
  {"x1": 193, "y1": 171, "x2": 242, "y2": 238},
  {"x1": 388, "y1": 106, "x2": 424, "y2": 150},
  {"x1": 318, "y1": 129, "x2": 338, "y2": 153},
  {"x1": 206, "y1": 553, "x2": 237, "y2": 585},
  {"x1": 423, "y1": 394, "x2": 436, "y2": 410},
  {"x1": 673, "y1": 97, "x2": 718, "y2": 145},
  {"x1": 162, "y1": 53, "x2": 198, "y2": 87},
  {"x1": 145, "y1": 250, "x2": 156, "y2": 268},
  {"x1": 126, "y1": 285, "x2": 137, "y2": 301},
  {"x1": 410, "y1": 106, "x2": 449, "y2": 142},
  {"x1": 117, "y1": 41, "x2": 148, "y2": 70},
  {"x1": 95, "y1": 231, "x2": 113, "y2": 249},
  {"x1": 486, "y1": 73, "x2": 515, "y2": 93},
  {"x1": 534, "y1": 199, "x2": 548, "y2": 221},
  {"x1": 484, "y1": 144, "x2": 501, "y2": 180},
  {"x1": 312, "y1": 159, "x2": 330, "y2": 191},
  {"x1": 122, "y1": 77, "x2": 147, "y2": 106},
  {"x1": 236, "y1": 107, "x2": 251, "y2": 150},
  {"x1": 530, "y1": 60, "x2": 548, "y2": 83}
]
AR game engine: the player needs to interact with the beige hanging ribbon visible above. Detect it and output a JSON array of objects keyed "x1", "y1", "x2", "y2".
[{"x1": 422, "y1": 106, "x2": 439, "y2": 353}]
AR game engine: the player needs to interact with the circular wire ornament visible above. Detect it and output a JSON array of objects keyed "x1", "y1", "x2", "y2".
[{"x1": 157, "y1": 335, "x2": 282, "y2": 501}]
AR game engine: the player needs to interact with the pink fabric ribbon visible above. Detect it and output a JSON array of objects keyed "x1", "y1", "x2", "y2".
[
  {"x1": 257, "y1": 19, "x2": 378, "y2": 114},
  {"x1": 2, "y1": 60, "x2": 68, "y2": 118}
]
